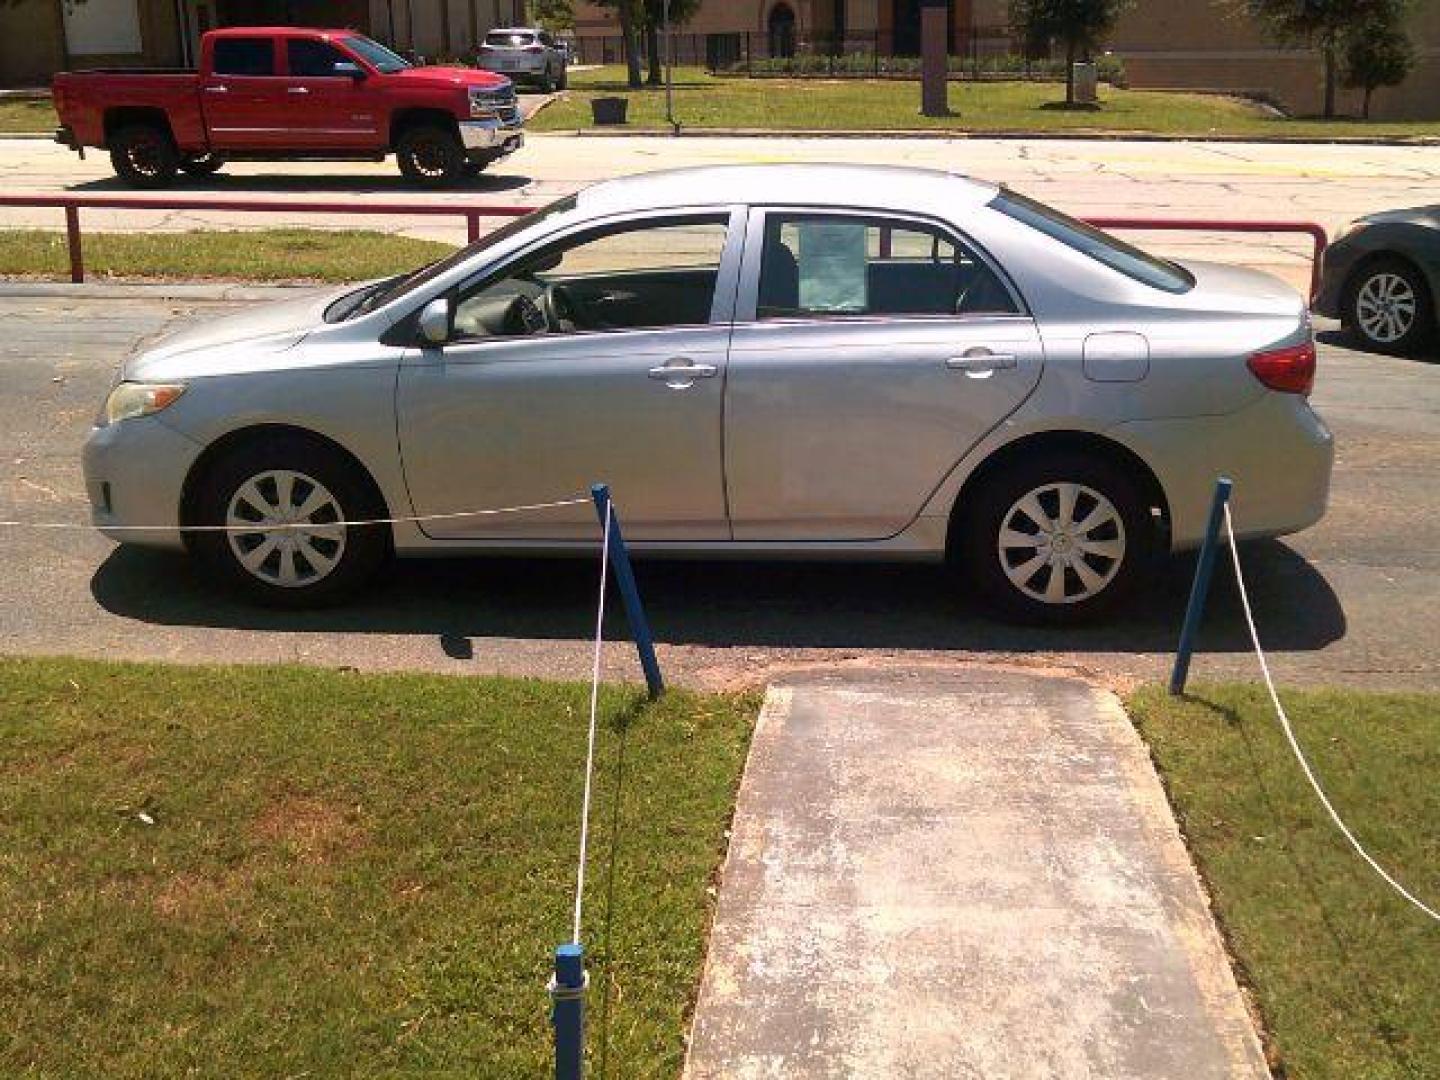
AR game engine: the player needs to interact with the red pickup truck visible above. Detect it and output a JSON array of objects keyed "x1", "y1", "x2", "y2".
[{"x1": 53, "y1": 27, "x2": 524, "y2": 188}]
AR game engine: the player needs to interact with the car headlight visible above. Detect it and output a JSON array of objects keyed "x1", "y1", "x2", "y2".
[{"x1": 102, "y1": 381, "x2": 186, "y2": 425}]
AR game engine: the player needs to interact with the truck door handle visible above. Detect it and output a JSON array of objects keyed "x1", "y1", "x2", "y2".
[
  {"x1": 203, "y1": 84, "x2": 229, "y2": 94},
  {"x1": 287, "y1": 86, "x2": 310, "y2": 95},
  {"x1": 946, "y1": 349, "x2": 1018, "y2": 377}
]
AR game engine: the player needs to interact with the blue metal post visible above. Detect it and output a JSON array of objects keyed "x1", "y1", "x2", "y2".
[
  {"x1": 551, "y1": 942, "x2": 585, "y2": 1080},
  {"x1": 590, "y1": 484, "x2": 665, "y2": 699},
  {"x1": 1169, "y1": 476, "x2": 1234, "y2": 696}
]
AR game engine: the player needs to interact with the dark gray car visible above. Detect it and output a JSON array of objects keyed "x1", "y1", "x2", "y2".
[{"x1": 1314, "y1": 205, "x2": 1439, "y2": 355}]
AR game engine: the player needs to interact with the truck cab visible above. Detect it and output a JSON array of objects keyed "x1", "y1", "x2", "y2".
[{"x1": 53, "y1": 27, "x2": 524, "y2": 187}]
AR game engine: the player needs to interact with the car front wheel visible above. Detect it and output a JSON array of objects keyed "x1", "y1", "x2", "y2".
[
  {"x1": 955, "y1": 456, "x2": 1155, "y2": 624},
  {"x1": 1346, "y1": 258, "x2": 1434, "y2": 355},
  {"x1": 190, "y1": 437, "x2": 388, "y2": 608}
]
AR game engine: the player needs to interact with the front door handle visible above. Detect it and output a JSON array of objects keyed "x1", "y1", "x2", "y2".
[
  {"x1": 287, "y1": 86, "x2": 311, "y2": 95},
  {"x1": 203, "y1": 84, "x2": 229, "y2": 94},
  {"x1": 648, "y1": 359, "x2": 718, "y2": 388},
  {"x1": 946, "y1": 349, "x2": 1019, "y2": 377}
]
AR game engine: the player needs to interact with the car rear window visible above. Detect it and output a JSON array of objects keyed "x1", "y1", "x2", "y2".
[
  {"x1": 486, "y1": 32, "x2": 535, "y2": 48},
  {"x1": 212, "y1": 38, "x2": 275, "y2": 77},
  {"x1": 991, "y1": 190, "x2": 1195, "y2": 294}
]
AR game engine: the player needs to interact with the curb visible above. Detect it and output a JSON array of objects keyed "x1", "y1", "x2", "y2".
[
  {"x1": 0, "y1": 280, "x2": 319, "y2": 301},
  {"x1": 534, "y1": 126, "x2": 1440, "y2": 146}
]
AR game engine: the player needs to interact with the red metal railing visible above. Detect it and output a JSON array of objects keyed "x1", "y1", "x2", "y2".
[
  {"x1": 0, "y1": 194, "x2": 1328, "y2": 299},
  {"x1": 0, "y1": 194, "x2": 535, "y2": 284}
]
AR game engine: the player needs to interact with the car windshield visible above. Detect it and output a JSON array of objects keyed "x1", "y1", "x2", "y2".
[
  {"x1": 331, "y1": 195, "x2": 579, "y2": 322},
  {"x1": 990, "y1": 189, "x2": 1195, "y2": 294},
  {"x1": 486, "y1": 32, "x2": 535, "y2": 47},
  {"x1": 341, "y1": 34, "x2": 412, "y2": 74}
]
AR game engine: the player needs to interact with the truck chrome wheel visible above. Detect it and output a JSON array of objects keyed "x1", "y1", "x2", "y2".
[
  {"x1": 997, "y1": 482, "x2": 1126, "y2": 605},
  {"x1": 225, "y1": 469, "x2": 347, "y2": 588}
]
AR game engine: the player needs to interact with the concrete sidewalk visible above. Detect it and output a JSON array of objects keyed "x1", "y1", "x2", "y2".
[{"x1": 685, "y1": 669, "x2": 1267, "y2": 1079}]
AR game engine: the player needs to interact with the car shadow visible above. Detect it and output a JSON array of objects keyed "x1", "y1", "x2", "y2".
[
  {"x1": 91, "y1": 539, "x2": 1345, "y2": 656},
  {"x1": 1316, "y1": 327, "x2": 1439, "y2": 363},
  {"x1": 66, "y1": 171, "x2": 535, "y2": 196}
]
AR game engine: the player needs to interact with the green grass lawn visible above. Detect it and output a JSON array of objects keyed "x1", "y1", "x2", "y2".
[
  {"x1": 535, "y1": 66, "x2": 1440, "y2": 139},
  {"x1": 0, "y1": 228, "x2": 453, "y2": 283},
  {"x1": 1130, "y1": 683, "x2": 1440, "y2": 1078},
  {"x1": 0, "y1": 657, "x2": 758, "y2": 1078},
  {"x1": 0, "y1": 96, "x2": 57, "y2": 134}
]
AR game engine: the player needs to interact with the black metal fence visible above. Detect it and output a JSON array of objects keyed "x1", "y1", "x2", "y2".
[{"x1": 569, "y1": 29, "x2": 1126, "y2": 84}]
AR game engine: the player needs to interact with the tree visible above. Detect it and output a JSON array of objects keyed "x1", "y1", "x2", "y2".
[
  {"x1": 1342, "y1": 10, "x2": 1414, "y2": 119},
  {"x1": 1238, "y1": 0, "x2": 1395, "y2": 118},
  {"x1": 1008, "y1": 0, "x2": 1133, "y2": 105},
  {"x1": 528, "y1": 0, "x2": 574, "y2": 31},
  {"x1": 639, "y1": 0, "x2": 701, "y2": 86},
  {"x1": 592, "y1": 0, "x2": 644, "y2": 87}
]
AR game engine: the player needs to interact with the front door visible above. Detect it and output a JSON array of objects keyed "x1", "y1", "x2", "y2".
[
  {"x1": 396, "y1": 210, "x2": 744, "y2": 541},
  {"x1": 724, "y1": 208, "x2": 1044, "y2": 541},
  {"x1": 281, "y1": 37, "x2": 383, "y2": 150}
]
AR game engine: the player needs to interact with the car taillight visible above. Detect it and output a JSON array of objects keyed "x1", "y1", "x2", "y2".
[{"x1": 1246, "y1": 339, "x2": 1316, "y2": 395}]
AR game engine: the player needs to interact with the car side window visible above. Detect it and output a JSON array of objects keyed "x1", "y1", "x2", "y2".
[
  {"x1": 755, "y1": 212, "x2": 1018, "y2": 320},
  {"x1": 213, "y1": 38, "x2": 276, "y2": 77},
  {"x1": 451, "y1": 216, "x2": 730, "y2": 341},
  {"x1": 287, "y1": 39, "x2": 352, "y2": 77}
]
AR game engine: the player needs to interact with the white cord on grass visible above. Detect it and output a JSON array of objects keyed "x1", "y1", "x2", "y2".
[
  {"x1": 1223, "y1": 503, "x2": 1440, "y2": 924},
  {"x1": 572, "y1": 496, "x2": 612, "y2": 945}
]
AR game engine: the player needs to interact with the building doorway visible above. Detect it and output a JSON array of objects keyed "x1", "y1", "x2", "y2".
[{"x1": 768, "y1": 3, "x2": 796, "y2": 59}]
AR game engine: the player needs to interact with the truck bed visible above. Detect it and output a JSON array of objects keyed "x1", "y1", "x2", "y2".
[{"x1": 53, "y1": 69, "x2": 205, "y2": 152}]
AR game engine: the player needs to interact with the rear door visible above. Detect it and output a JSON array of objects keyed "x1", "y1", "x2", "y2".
[
  {"x1": 201, "y1": 36, "x2": 291, "y2": 149},
  {"x1": 724, "y1": 207, "x2": 1045, "y2": 541},
  {"x1": 282, "y1": 37, "x2": 382, "y2": 150}
]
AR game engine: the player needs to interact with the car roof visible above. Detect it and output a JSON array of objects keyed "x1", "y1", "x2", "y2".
[
  {"x1": 577, "y1": 164, "x2": 999, "y2": 216},
  {"x1": 207, "y1": 26, "x2": 354, "y2": 38}
]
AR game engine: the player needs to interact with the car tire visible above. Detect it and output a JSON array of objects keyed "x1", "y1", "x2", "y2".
[
  {"x1": 953, "y1": 455, "x2": 1156, "y2": 625},
  {"x1": 1344, "y1": 257, "x2": 1434, "y2": 356},
  {"x1": 190, "y1": 435, "x2": 389, "y2": 609},
  {"x1": 178, "y1": 152, "x2": 226, "y2": 178},
  {"x1": 556, "y1": 65, "x2": 568, "y2": 91},
  {"x1": 109, "y1": 124, "x2": 179, "y2": 189},
  {"x1": 538, "y1": 66, "x2": 555, "y2": 93},
  {"x1": 395, "y1": 125, "x2": 466, "y2": 187}
]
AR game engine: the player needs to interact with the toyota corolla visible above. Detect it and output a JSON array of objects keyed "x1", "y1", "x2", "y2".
[{"x1": 83, "y1": 165, "x2": 1334, "y2": 622}]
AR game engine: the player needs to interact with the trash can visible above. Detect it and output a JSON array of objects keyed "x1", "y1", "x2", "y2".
[
  {"x1": 1072, "y1": 62, "x2": 1098, "y2": 104},
  {"x1": 591, "y1": 97, "x2": 629, "y2": 125}
]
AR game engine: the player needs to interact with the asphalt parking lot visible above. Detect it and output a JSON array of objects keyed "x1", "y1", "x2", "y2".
[{"x1": 1, "y1": 286, "x2": 1436, "y2": 692}]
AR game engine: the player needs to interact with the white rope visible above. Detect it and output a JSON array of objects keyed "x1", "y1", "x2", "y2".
[
  {"x1": 572, "y1": 495, "x2": 612, "y2": 945},
  {"x1": 1223, "y1": 503, "x2": 1440, "y2": 923},
  {"x1": 0, "y1": 495, "x2": 589, "y2": 533}
]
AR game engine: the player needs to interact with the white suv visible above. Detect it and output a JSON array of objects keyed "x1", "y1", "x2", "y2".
[{"x1": 477, "y1": 28, "x2": 568, "y2": 92}]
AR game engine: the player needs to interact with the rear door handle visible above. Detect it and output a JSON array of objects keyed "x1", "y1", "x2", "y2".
[
  {"x1": 203, "y1": 84, "x2": 229, "y2": 94},
  {"x1": 946, "y1": 350, "x2": 1018, "y2": 376},
  {"x1": 648, "y1": 360, "x2": 718, "y2": 387},
  {"x1": 287, "y1": 86, "x2": 310, "y2": 95}
]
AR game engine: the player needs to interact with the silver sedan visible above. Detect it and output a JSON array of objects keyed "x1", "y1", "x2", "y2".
[{"x1": 83, "y1": 165, "x2": 1334, "y2": 622}]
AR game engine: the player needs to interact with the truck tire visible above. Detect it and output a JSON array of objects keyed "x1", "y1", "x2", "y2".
[
  {"x1": 109, "y1": 123, "x2": 179, "y2": 188},
  {"x1": 396, "y1": 125, "x2": 465, "y2": 187},
  {"x1": 179, "y1": 152, "x2": 226, "y2": 178}
]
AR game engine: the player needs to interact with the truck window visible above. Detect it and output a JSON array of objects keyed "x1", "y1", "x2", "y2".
[
  {"x1": 288, "y1": 38, "x2": 350, "y2": 77},
  {"x1": 213, "y1": 38, "x2": 275, "y2": 77}
]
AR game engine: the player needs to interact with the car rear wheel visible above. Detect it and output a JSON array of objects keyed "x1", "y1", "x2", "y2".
[
  {"x1": 556, "y1": 65, "x2": 568, "y2": 91},
  {"x1": 396, "y1": 126, "x2": 465, "y2": 187},
  {"x1": 954, "y1": 456, "x2": 1155, "y2": 624},
  {"x1": 538, "y1": 66, "x2": 555, "y2": 93},
  {"x1": 1345, "y1": 258, "x2": 1434, "y2": 355},
  {"x1": 109, "y1": 124, "x2": 179, "y2": 188},
  {"x1": 191, "y1": 436, "x2": 389, "y2": 608},
  {"x1": 179, "y1": 152, "x2": 226, "y2": 178}
]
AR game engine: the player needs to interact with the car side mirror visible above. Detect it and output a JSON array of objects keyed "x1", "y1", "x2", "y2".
[
  {"x1": 418, "y1": 297, "x2": 451, "y2": 345},
  {"x1": 334, "y1": 61, "x2": 364, "y2": 79}
]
